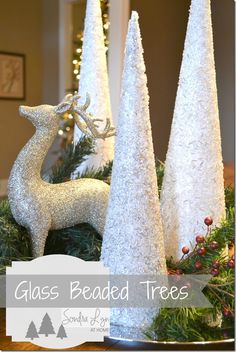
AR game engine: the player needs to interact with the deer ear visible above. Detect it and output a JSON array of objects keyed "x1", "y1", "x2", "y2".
[
  {"x1": 62, "y1": 93, "x2": 73, "y2": 102},
  {"x1": 54, "y1": 102, "x2": 72, "y2": 115}
]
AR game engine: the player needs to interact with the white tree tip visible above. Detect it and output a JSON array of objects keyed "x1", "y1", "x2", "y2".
[
  {"x1": 130, "y1": 11, "x2": 139, "y2": 22},
  {"x1": 88, "y1": 0, "x2": 99, "y2": 5}
]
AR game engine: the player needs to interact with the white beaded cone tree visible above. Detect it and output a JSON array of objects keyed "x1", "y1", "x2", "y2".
[
  {"x1": 160, "y1": 0, "x2": 225, "y2": 260},
  {"x1": 73, "y1": 0, "x2": 114, "y2": 172},
  {"x1": 101, "y1": 11, "x2": 167, "y2": 339}
]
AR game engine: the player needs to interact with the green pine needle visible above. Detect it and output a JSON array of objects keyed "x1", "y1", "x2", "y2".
[
  {"x1": 49, "y1": 136, "x2": 95, "y2": 184},
  {"x1": 44, "y1": 223, "x2": 101, "y2": 261},
  {"x1": 79, "y1": 160, "x2": 113, "y2": 184},
  {"x1": 156, "y1": 159, "x2": 165, "y2": 193},
  {"x1": 0, "y1": 200, "x2": 32, "y2": 270}
]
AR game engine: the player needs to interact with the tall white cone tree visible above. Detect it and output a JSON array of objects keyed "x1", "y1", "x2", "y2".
[
  {"x1": 161, "y1": 0, "x2": 225, "y2": 260},
  {"x1": 101, "y1": 11, "x2": 167, "y2": 339},
  {"x1": 73, "y1": 0, "x2": 114, "y2": 172}
]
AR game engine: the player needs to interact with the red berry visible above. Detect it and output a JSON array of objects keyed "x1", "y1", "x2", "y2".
[
  {"x1": 204, "y1": 216, "x2": 213, "y2": 226},
  {"x1": 223, "y1": 307, "x2": 232, "y2": 318},
  {"x1": 197, "y1": 247, "x2": 207, "y2": 256},
  {"x1": 227, "y1": 259, "x2": 235, "y2": 269},
  {"x1": 182, "y1": 246, "x2": 189, "y2": 255},
  {"x1": 195, "y1": 261, "x2": 203, "y2": 270},
  {"x1": 212, "y1": 260, "x2": 220, "y2": 269},
  {"x1": 210, "y1": 268, "x2": 219, "y2": 276},
  {"x1": 209, "y1": 241, "x2": 219, "y2": 250},
  {"x1": 196, "y1": 235, "x2": 205, "y2": 243}
]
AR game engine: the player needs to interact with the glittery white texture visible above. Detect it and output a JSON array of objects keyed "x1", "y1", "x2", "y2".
[
  {"x1": 8, "y1": 101, "x2": 110, "y2": 258},
  {"x1": 160, "y1": 0, "x2": 225, "y2": 260},
  {"x1": 101, "y1": 12, "x2": 167, "y2": 338},
  {"x1": 73, "y1": 0, "x2": 114, "y2": 172}
]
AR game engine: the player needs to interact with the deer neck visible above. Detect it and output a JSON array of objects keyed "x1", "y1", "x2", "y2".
[{"x1": 10, "y1": 125, "x2": 58, "y2": 184}]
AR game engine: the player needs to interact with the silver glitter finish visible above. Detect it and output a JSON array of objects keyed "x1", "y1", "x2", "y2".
[
  {"x1": 73, "y1": 94, "x2": 115, "y2": 139},
  {"x1": 8, "y1": 97, "x2": 110, "y2": 258},
  {"x1": 160, "y1": 0, "x2": 225, "y2": 260},
  {"x1": 101, "y1": 12, "x2": 167, "y2": 339},
  {"x1": 73, "y1": 0, "x2": 114, "y2": 172}
]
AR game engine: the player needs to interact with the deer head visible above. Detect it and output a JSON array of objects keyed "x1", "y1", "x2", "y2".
[
  {"x1": 19, "y1": 94, "x2": 115, "y2": 139},
  {"x1": 19, "y1": 94, "x2": 74, "y2": 129}
]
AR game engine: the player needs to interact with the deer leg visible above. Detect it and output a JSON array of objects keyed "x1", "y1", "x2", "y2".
[{"x1": 29, "y1": 227, "x2": 49, "y2": 258}]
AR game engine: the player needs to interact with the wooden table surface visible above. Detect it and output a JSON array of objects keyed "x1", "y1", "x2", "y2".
[{"x1": 224, "y1": 163, "x2": 234, "y2": 187}]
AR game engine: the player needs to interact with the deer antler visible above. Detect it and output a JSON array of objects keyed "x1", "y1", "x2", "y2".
[{"x1": 72, "y1": 93, "x2": 115, "y2": 140}]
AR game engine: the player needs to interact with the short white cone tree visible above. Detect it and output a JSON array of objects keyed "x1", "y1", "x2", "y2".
[
  {"x1": 73, "y1": 0, "x2": 114, "y2": 172},
  {"x1": 101, "y1": 11, "x2": 167, "y2": 339},
  {"x1": 160, "y1": 0, "x2": 225, "y2": 260}
]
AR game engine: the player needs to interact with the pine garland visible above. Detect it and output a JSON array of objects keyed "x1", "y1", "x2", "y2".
[
  {"x1": 48, "y1": 137, "x2": 113, "y2": 184},
  {"x1": 45, "y1": 223, "x2": 101, "y2": 261},
  {"x1": 79, "y1": 160, "x2": 113, "y2": 184},
  {"x1": 145, "y1": 308, "x2": 220, "y2": 342},
  {"x1": 0, "y1": 139, "x2": 234, "y2": 342},
  {"x1": 146, "y1": 186, "x2": 235, "y2": 342},
  {"x1": 0, "y1": 200, "x2": 31, "y2": 270},
  {"x1": 49, "y1": 136, "x2": 95, "y2": 183}
]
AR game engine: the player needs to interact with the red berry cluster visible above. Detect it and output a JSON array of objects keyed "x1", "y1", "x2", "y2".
[
  {"x1": 180, "y1": 217, "x2": 220, "y2": 272},
  {"x1": 178, "y1": 217, "x2": 234, "y2": 277},
  {"x1": 169, "y1": 214, "x2": 234, "y2": 337},
  {"x1": 209, "y1": 258, "x2": 234, "y2": 277}
]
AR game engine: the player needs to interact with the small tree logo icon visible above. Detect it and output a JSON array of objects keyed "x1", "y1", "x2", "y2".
[
  {"x1": 56, "y1": 324, "x2": 67, "y2": 339},
  {"x1": 25, "y1": 321, "x2": 39, "y2": 340},
  {"x1": 38, "y1": 313, "x2": 55, "y2": 337}
]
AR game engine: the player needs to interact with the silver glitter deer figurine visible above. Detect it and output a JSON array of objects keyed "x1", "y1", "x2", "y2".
[{"x1": 8, "y1": 94, "x2": 115, "y2": 257}]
